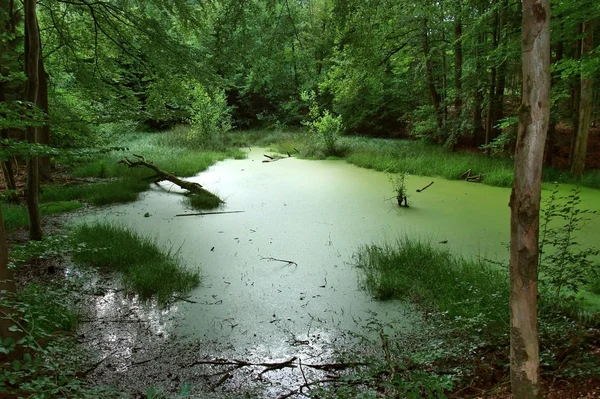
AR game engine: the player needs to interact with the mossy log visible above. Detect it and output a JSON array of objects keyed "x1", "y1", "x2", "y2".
[{"x1": 120, "y1": 154, "x2": 218, "y2": 198}]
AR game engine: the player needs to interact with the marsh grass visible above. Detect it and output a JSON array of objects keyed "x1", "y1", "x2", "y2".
[
  {"x1": 71, "y1": 222, "x2": 200, "y2": 304},
  {"x1": 232, "y1": 130, "x2": 600, "y2": 189},
  {"x1": 356, "y1": 239, "x2": 509, "y2": 331},
  {"x1": 42, "y1": 179, "x2": 150, "y2": 206},
  {"x1": 56, "y1": 128, "x2": 245, "y2": 206},
  {"x1": 2, "y1": 201, "x2": 83, "y2": 231},
  {"x1": 184, "y1": 190, "x2": 223, "y2": 210}
]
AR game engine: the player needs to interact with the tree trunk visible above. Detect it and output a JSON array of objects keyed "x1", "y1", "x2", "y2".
[
  {"x1": 509, "y1": 1, "x2": 550, "y2": 398},
  {"x1": 37, "y1": 29, "x2": 51, "y2": 181},
  {"x1": 545, "y1": 41, "x2": 564, "y2": 167},
  {"x1": 473, "y1": 31, "x2": 485, "y2": 146},
  {"x1": 485, "y1": 0, "x2": 499, "y2": 152},
  {"x1": 569, "y1": 23, "x2": 583, "y2": 163},
  {"x1": 422, "y1": 17, "x2": 443, "y2": 130},
  {"x1": 0, "y1": 207, "x2": 18, "y2": 340},
  {"x1": 449, "y1": 0, "x2": 463, "y2": 151},
  {"x1": 570, "y1": 20, "x2": 595, "y2": 178},
  {"x1": 24, "y1": 0, "x2": 43, "y2": 241}
]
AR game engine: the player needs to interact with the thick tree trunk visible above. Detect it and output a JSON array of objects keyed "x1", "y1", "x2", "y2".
[
  {"x1": 24, "y1": 0, "x2": 43, "y2": 241},
  {"x1": 570, "y1": 20, "x2": 595, "y2": 178},
  {"x1": 509, "y1": 1, "x2": 550, "y2": 398}
]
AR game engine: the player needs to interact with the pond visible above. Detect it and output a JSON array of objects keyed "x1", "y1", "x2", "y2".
[{"x1": 79, "y1": 148, "x2": 600, "y2": 396}]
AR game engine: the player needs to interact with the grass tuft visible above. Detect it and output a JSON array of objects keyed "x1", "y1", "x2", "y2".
[
  {"x1": 356, "y1": 239, "x2": 509, "y2": 331},
  {"x1": 184, "y1": 189, "x2": 223, "y2": 210},
  {"x1": 71, "y1": 222, "x2": 200, "y2": 304}
]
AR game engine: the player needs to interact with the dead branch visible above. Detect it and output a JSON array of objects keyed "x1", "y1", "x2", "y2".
[
  {"x1": 262, "y1": 153, "x2": 292, "y2": 163},
  {"x1": 210, "y1": 373, "x2": 231, "y2": 392},
  {"x1": 460, "y1": 169, "x2": 472, "y2": 179},
  {"x1": 416, "y1": 181, "x2": 434, "y2": 192},
  {"x1": 119, "y1": 154, "x2": 215, "y2": 197},
  {"x1": 260, "y1": 256, "x2": 298, "y2": 267},
  {"x1": 175, "y1": 211, "x2": 245, "y2": 217}
]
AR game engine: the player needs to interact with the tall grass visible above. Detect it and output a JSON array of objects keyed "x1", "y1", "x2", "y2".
[
  {"x1": 356, "y1": 239, "x2": 509, "y2": 331},
  {"x1": 2, "y1": 201, "x2": 83, "y2": 231},
  {"x1": 231, "y1": 129, "x2": 600, "y2": 189},
  {"x1": 71, "y1": 222, "x2": 200, "y2": 304}
]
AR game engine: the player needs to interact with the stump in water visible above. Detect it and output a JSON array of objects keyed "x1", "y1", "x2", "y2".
[
  {"x1": 397, "y1": 194, "x2": 408, "y2": 207},
  {"x1": 119, "y1": 154, "x2": 223, "y2": 204}
]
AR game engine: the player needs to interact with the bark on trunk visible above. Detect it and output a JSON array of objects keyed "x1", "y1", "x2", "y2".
[
  {"x1": 24, "y1": 0, "x2": 43, "y2": 241},
  {"x1": 509, "y1": 1, "x2": 550, "y2": 398},
  {"x1": 570, "y1": 20, "x2": 595, "y2": 178}
]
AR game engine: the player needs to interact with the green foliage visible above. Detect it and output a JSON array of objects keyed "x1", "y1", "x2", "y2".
[
  {"x1": 301, "y1": 90, "x2": 343, "y2": 156},
  {"x1": 479, "y1": 117, "x2": 518, "y2": 156},
  {"x1": 187, "y1": 85, "x2": 233, "y2": 150},
  {"x1": 7, "y1": 235, "x2": 72, "y2": 270},
  {"x1": 71, "y1": 222, "x2": 200, "y2": 304},
  {"x1": 355, "y1": 239, "x2": 509, "y2": 332},
  {"x1": 0, "y1": 285, "x2": 93, "y2": 398},
  {"x1": 388, "y1": 172, "x2": 409, "y2": 205},
  {"x1": 538, "y1": 186, "x2": 600, "y2": 298}
]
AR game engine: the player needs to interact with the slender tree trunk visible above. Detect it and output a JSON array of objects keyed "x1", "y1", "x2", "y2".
[
  {"x1": 0, "y1": 207, "x2": 18, "y2": 339},
  {"x1": 485, "y1": 0, "x2": 499, "y2": 152},
  {"x1": 473, "y1": 31, "x2": 485, "y2": 146},
  {"x1": 545, "y1": 41, "x2": 564, "y2": 167},
  {"x1": 450, "y1": 0, "x2": 463, "y2": 151},
  {"x1": 570, "y1": 20, "x2": 595, "y2": 177},
  {"x1": 24, "y1": 0, "x2": 43, "y2": 241},
  {"x1": 422, "y1": 17, "x2": 443, "y2": 130},
  {"x1": 569, "y1": 23, "x2": 583, "y2": 163},
  {"x1": 37, "y1": 32, "x2": 51, "y2": 181},
  {"x1": 492, "y1": 0, "x2": 510, "y2": 142},
  {"x1": 509, "y1": 1, "x2": 550, "y2": 398}
]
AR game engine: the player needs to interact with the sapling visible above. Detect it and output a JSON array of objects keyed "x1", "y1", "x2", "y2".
[
  {"x1": 538, "y1": 185, "x2": 599, "y2": 299},
  {"x1": 389, "y1": 172, "x2": 409, "y2": 207}
]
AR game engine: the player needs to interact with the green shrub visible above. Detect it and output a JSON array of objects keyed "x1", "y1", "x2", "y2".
[
  {"x1": 187, "y1": 85, "x2": 232, "y2": 150},
  {"x1": 301, "y1": 90, "x2": 343, "y2": 156}
]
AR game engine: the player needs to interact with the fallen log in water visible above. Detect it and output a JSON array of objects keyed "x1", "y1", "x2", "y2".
[{"x1": 120, "y1": 154, "x2": 222, "y2": 199}]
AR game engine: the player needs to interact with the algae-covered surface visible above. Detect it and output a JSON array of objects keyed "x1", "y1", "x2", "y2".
[{"x1": 76, "y1": 149, "x2": 600, "y2": 397}]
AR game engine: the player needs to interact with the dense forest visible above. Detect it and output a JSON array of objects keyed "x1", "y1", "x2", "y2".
[
  {"x1": 1, "y1": 1, "x2": 600, "y2": 398},
  {"x1": 1, "y1": 0, "x2": 599, "y2": 166}
]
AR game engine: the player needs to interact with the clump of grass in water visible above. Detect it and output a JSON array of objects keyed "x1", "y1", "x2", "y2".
[
  {"x1": 184, "y1": 189, "x2": 223, "y2": 210},
  {"x1": 356, "y1": 239, "x2": 509, "y2": 331},
  {"x1": 72, "y1": 222, "x2": 200, "y2": 304}
]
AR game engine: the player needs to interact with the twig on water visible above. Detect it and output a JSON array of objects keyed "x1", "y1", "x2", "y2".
[
  {"x1": 175, "y1": 211, "x2": 245, "y2": 217},
  {"x1": 260, "y1": 256, "x2": 298, "y2": 267}
]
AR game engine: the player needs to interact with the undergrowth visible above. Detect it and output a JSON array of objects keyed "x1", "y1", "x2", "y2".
[
  {"x1": 353, "y1": 238, "x2": 600, "y2": 395},
  {"x1": 71, "y1": 222, "x2": 200, "y2": 304},
  {"x1": 231, "y1": 129, "x2": 600, "y2": 189}
]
